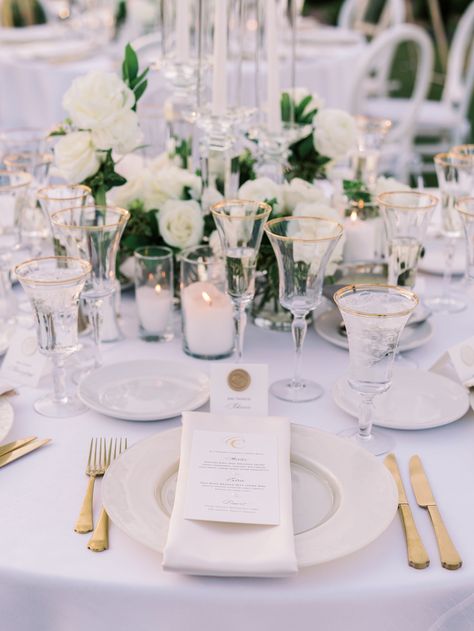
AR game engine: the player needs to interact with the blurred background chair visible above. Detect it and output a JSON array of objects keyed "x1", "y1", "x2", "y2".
[{"x1": 337, "y1": 0, "x2": 406, "y2": 37}]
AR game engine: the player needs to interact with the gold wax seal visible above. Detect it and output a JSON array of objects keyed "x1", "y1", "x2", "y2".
[{"x1": 227, "y1": 368, "x2": 251, "y2": 392}]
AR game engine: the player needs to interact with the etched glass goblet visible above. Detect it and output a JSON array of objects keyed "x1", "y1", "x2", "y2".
[
  {"x1": 37, "y1": 184, "x2": 92, "y2": 233},
  {"x1": 210, "y1": 199, "x2": 271, "y2": 361},
  {"x1": 264, "y1": 216, "x2": 343, "y2": 402},
  {"x1": 456, "y1": 198, "x2": 474, "y2": 289},
  {"x1": 334, "y1": 284, "x2": 418, "y2": 455},
  {"x1": 15, "y1": 256, "x2": 92, "y2": 417},
  {"x1": 51, "y1": 205, "x2": 130, "y2": 371},
  {"x1": 377, "y1": 191, "x2": 438, "y2": 289}
]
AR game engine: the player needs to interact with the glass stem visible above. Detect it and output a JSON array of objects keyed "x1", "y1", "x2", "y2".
[
  {"x1": 51, "y1": 354, "x2": 68, "y2": 405},
  {"x1": 442, "y1": 237, "x2": 455, "y2": 298},
  {"x1": 291, "y1": 314, "x2": 307, "y2": 388},
  {"x1": 232, "y1": 300, "x2": 246, "y2": 362},
  {"x1": 88, "y1": 298, "x2": 103, "y2": 369},
  {"x1": 358, "y1": 393, "x2": 375, "y2": 441}
]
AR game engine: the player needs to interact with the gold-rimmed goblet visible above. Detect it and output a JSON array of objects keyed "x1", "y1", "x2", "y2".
[
  {"x1": 264, "y1": 216, "x2": 343, "y2": 402},
  {"x1": 15, "y1": 256, "x2": 92, "y2": 417},
  {"x1": 334, "y1": 284, "x2": 418, "y2": 455},
  {"x1": 456, "y1": 198, "x2": 474, "y2": 286},
  {"x1": 352, "y1": 115, "x2": 392, "y2": 190},
  {"x1": 210, "y1": 199, "x2": 271, "y2": 361},
  {"x1": 51, "y1": 205, "x2": 130, "y2": 371},
  {"x1": 452, "y1": 144, "x2": 474, "y2": 173},
  {"x1": 376, "y1": 191, "x2": 439, "y2": 289},
  {"x1": 37, "y1": 184, "x2": 92, "y2": 232}
]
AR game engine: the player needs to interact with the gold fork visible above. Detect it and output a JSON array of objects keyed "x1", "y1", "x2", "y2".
[
  {"x1": 74, "y1": 438, "x2": 107, "y2": 534},
  {"x1": 88, "y1": 437, "x2": 127, "y2": 552}
]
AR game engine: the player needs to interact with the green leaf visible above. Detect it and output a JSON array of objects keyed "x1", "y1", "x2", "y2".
[
  {"x1": 125, "y1": 43, "x2": 139, "y2": 81},
  {"x1": 280, "y1": 92, "x2": 292, "y2": 123},
  {"x1": 294, "y1": 94, "x2": 312, "y2": 120},
  {"x1": 133, "y1": 80, "x2": 148, "y2": 105}
]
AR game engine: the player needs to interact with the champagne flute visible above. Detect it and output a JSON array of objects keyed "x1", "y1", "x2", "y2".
[
  {"x1": 210, "y1": 199, "x2": 271, "y2": 361},
  {"x1": 264, "y1": 216, "x2": 343, "y2": 402}
]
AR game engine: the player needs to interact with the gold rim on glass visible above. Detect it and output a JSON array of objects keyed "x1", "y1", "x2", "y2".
[
  {"x1": 264, "y1": 215, "x2": 343, "y2": 242},
  {"x1": 455, "y1": 196, "x2": 474, "y2": 218},
  {"x1": 355, "y1": 115, "x2": 392, "y2": 132},
  {"x1": 452, "y1": 144, "x2": 474, "y2": 157},
  {"x1": 376, "y1": 191, "x2": 439, "y2": 210},
  {"x1": 36, "y1": 184, "x2": 91, "y2": 201},
  {"x1": 4, "y1": 151, "x2": 53, "y2": 168},
  {"x1": 50, "y1": 205, "x2": 130, "y2": 231},
  {"x1": 434, "y1": 152, "x2": 473, "y2": 168},
  {"x1": 14, "y1": 256, "x2": 92, "y2": 285},
  {"x1": 0, "y1": 169, "x2": 32, "y2": 191},
  {"x1": 334, "y1": 283, "x2": 419, "y2": 318},
  {"x1": 210, "y1": 199, "x2": 272, "y2": 220}
]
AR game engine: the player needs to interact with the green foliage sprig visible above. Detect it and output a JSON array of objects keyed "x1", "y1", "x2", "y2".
[{"x1": 122, "y1": 43, "x2": 149, "y2": 110}]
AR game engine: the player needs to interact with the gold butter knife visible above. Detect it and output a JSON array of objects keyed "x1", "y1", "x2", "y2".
[
  {"x1": 0, "y1": 438, "x2": 51, "y2": 468},
  {"x1": 409, "y1": 455, "x2": 462, "y2": 570},
  {"x1": 384, "y1": 454, "x2": 429, "y2": 569},
  {"x1": 0, "y1": 436, "x2": 37, "y2": 458}
]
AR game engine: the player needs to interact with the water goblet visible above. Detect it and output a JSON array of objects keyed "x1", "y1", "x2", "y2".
[
  {"x1": 0, "y1": 128, "x2": 48, "y2": 161},
  {"x1": 352, "y1": 115, "x2": 392, "y2": 190},
  {"x1": 37, "y1": 184, "x2": 92, "y2": 232},
  {"x1": 50, "y1": 205, "x2": 130, "y2": 371},
  {"x1": 210, "y1": 199, "x2": 271, "y2": 361},
  {"x1": 264, "y1": 216, "x2": 343, "y2": 402},
  {"x1": 14, "y1": 256, "x2": 92, "y2": 417},
  {"x1": 452, "y1": 144, "x2": 474, "y2": 176},
  {"x1": 334, "y1": 284, "x2": 418, "y2": 455},
  {"x1": 377, "y1": 191, "x2": 438, "y2": 289},
  {"x1": 456, "y1": 198, "x2": 474, "y2": 288}
]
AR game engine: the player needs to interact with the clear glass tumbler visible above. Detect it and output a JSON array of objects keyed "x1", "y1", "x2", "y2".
[{"x1": 352, "y1": 115, "x2": 392, "y2": 190}]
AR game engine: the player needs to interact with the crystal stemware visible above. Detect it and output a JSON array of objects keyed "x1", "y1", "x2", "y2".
[
  {"x1": 264, "y1": 216, "x2": 343, "y2": 402},
  {"x1": 0, "y1": 127, "x2": 48, "y2": 161},
  {"x1": 456, "y1": 198, "x2": 474, "y2": 289},
  {"x1": 50, "y1": 205, "x2": 130, "y2": 371},
  {"x1": 210, "y1": 199, "x2": 271, "y2": 361},
  {"x1": 14, "y1": 256, "x2": 92, "y2": 417},
  {"x1": 37, "y1": 184, "x2": 91, "y2": 234},
  {"x1": 377, "y1": 191, "x2": 438, "y2": 289},
  {"x1": 352, "y1": 115, "x2": 392, "y2": 190},
  {"x1": 334, "y1": 284, "x2": 418, "y2": 455}
]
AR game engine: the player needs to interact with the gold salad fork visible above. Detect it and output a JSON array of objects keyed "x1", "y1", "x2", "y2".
[
  {"x1": 74, "y1": 438, "x2": 107, "y2": 534},
  {"x1": 88, "y1": 437, "x2": 128, "y2": 552}
]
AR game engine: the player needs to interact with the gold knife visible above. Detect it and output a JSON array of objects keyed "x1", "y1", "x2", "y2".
[
  {"x1": 409, "y1": 455, "x2": 462, "y2": 570},
  {"x1": 385, "y1": 454, "x2": 429, "y2": 569},
  {"x1": 0, "y1": 436, "x2": 37, "y2": 458},
  {"x1": 0, "y1": 438, "x2": 51, "y2": 468}
]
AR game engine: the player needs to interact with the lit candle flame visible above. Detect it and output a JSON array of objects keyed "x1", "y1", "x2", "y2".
[
  {"x1": 350, "y1": 210, "x2": 358, "y2": 222},
  {"x1": 202, "y1": 291, "x2": 213, "y2": 306},
  {"x1": 154, "y1": 284, "x2": 162, "y2": 295}
]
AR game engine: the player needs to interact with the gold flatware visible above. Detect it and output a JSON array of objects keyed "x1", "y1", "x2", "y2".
[
  {"x1": 0, "y1": 438, "x2": 51, "y2": 467},
  {"x1": 74, "y1": 437, "x2": 107, "y2": 534},
  {"x1": 0, "y1": 436, "x2": 37, "y2": 458},
  {"x1": 384, "y1": 454, "x2": 429, "y2": 569},
  {"x1": 88, "y1": 437, "x2": 128, "y2": 552},
  {"x1": 409, "y1": 455, "x2": 462, "y2": 570}
]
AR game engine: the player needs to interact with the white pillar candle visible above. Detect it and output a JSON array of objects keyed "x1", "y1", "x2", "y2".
[
  {"x1": 266, "y1": 0, "x2": 281, "y2": 134},
  {"x1": 176, "y1": 0, "x2": 189, "y2": 63},
  {"x1": 343, "y1": 211, "x2": 379, "y2": 262},
  {"x1": 136, "y1": 284, "x2": 172, "y2": 333},
  {"x1": 182, "y1": 281, "x2": 234, "y2": 356},
  {"x1": 212, "y1": 0, "x2": 228, "y2": 116}
]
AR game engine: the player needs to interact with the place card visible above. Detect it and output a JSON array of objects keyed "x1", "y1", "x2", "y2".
[
  {"x1": 210, "y1": 363, "x2": 268, "y2": 416},
  {"x1": 1, "y1": 326, "x2": 49, "y2": 388},
  {"x1": 184, "y1": 429, "x2": 280, "y2": 525},
  {"x1": 431, "y1": 336, "x2": 474, "y2": 387}
]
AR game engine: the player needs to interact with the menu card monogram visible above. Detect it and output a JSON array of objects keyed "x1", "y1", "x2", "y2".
[
  {"x1": 184, "y1": 430, "x2": 280, "y2": 526},
  {"x1": 1, "y1": 326, "x2": 49, "y2": 387}
]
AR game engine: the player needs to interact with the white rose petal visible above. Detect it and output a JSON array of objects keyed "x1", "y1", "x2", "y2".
[
  {"x1": 202, "y1": 186, "x2": 223, "y2": 211},
  {"x1": 91, "y1": 109, "x2": 143, "y2": 154},
  {"x1": 119, "y1": 255, "x2": 135, "y2": 281},
  {"x1": 63, "y1": 71, "x2": 135, "y2": 130},
  {"x1": 54, "y1": 131, "x2": 101, "y2": 184},
  {"x1": 283, "y1": 178, "x2": 327, "y2": 212},
  {"x1": 286, "y1": 87, "x2": 324, "y2": 114},
  {"x1": 114, "y1": 153, "x2": 145, "y2": 179},
  {"x1": 313, "y1": 109, "x2": 357, "y2": 160},
  {"x1": 374, "y1": 176, "x2": 411, "y2": 197},
  {"x1": 158, "y1": 199, "x2": 204, "y2": 249},
  {"x1": 146, "y1": 165, "x2": 202, "y2": 209},
  {"x1": 238, "y1": 177, "x2": 283, "y2": 210},
  {"x1": 209, "y1": 229, "x2": 222, "y2": 255},
  {"x1": 108, "y1": 169, "x2": 150, "y2": 209}
]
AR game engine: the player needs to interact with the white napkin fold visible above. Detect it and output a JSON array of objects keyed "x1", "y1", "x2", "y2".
[{"x1": 162, "y1": 411, "x2": 298, "y2": 577}]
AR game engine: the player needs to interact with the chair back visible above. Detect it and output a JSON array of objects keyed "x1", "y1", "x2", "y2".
[
  {"x1": 349, "y1": 24, "x2": 434, "y2": 144},
  {"x1": 443, "y1": 1, "x2": 474, "y2": 119},
  {"x1": 338, "y1": 0, "x2": 405, "y2": 36}
]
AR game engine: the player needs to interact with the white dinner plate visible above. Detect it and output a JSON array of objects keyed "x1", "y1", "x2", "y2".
[
  {"x1": 0, "y1": 24, "x2": 63, "y2": 43},
  {"x1": 0, "y1": 398, "x2": 14, "y2": 442},
  {"x1": 419, "y1": 239, "x2": 465, "y2": 276},
  {"x1": 102, "y1": 424, "x2": 397, "y2": 568},
  {"x1": 332, "y1": 367, "x2": 469, "y2": 430},
  {"x1": 78, "y1": 360, "x2": 209, "y2": 421},
  {"x1": 314, "y1": 308, "x2": 433, "y2": 353}
]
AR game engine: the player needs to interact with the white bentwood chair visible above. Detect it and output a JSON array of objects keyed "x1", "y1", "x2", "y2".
[
  {"x1": 348, "y1": 24, "x2": 434, "y2": 183},
  {"x1": 338, "y1": 0, "x2": 406, "y2": 36}
]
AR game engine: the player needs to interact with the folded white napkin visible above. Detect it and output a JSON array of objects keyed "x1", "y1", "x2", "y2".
[{"x1": 162, "y1": 411, "x2": 298, "y2": 577}]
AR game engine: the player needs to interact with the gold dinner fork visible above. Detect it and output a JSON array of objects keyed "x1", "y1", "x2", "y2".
[
  {"x1": 74, "y1": 438, "x2": 107, "y2": 534},
  {"x1": 88, "y1": 437, "x2": 128, "y2": 552}
]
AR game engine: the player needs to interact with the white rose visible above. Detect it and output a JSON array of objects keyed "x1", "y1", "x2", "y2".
[
  {"x1": 374, "y1": 176, "x2": 411, "y2": 197},
  {"x1": 91, "y1": 109, "x2": 143, "y2": 154},
  {"x1": 129, "y1": 0, "x2": 159, "y2": 26},
  {"x1": 209, "y1": 229, "x2": 222, "y2": 255},
  {"x1": 119, "y1": 255, "x2": 135, "y2": 280},
  {"x1": 201, "y1": 186, "x2": 223, "y2": 211},
  {"x1": 108, "y1": 170, "x2": 150, "y2": 209},
  {"x1": 54, "y1": 131, "x2": 101, "y2": 184},
  {"x1": 63, "y1": 71, "x2": 135, "y2": 130},
  {"x1": 146, "y1": 165, "x2": 202, "y2": 209},
  {"x1": 238, "y1": 177, "x2": 283, "y2": 210},
  {"x1": 158, "y1": 199, "x2": 204, "y2": 249},
  {"x1": 287, "y1": 87, "x2": 324, "y2": 114},
  {"x1": 313, "y1": 109, "x2": 357, "y2": 160},
  {"x1": 282, "y1": 178, "x2": 327, "y2": 212}
]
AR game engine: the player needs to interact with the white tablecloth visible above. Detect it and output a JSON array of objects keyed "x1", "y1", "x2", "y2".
[{"x1": 1, "y1": 272, "x2": 474, "y2": 631}]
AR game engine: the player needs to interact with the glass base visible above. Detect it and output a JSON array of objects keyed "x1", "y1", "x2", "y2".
[
  {"x1": 34, "y1": 393, "x2": 87, "y2": 418},
  {"x1": 139, "y1": 331, "x2": 174, "y2": 342},
  {"x1": 423, "y1": 294, "x2": 466, "y2": 314},
  {"x1": 270, "y1": 378, "x2": 323, "y2": 402},
  {"x1": 183, "y1": 346, "x2": 233, "y2": 360},
  {"x1": 338, "y1": 427, "x2": 394, "y2": 456}
]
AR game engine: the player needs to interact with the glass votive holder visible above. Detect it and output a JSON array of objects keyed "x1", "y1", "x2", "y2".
[
  {"x1": 180, "y1": 245, "x2": 234, "y2": 360},
  {"x1": 134, "y1": 246, "x2": 174, "y2": 342}
]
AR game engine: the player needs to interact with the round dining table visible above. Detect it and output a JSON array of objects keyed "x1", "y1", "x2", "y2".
[{"x1": 1, "y1": 266, "x2": 474, "y2": 631}]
